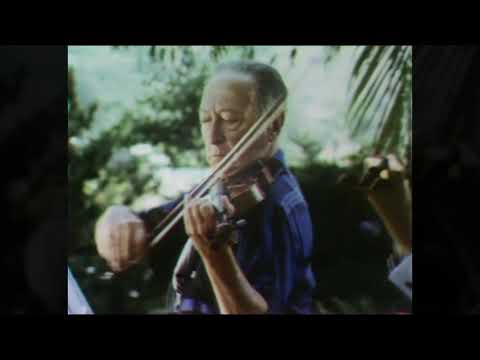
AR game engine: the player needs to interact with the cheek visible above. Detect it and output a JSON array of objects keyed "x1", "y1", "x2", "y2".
[
  {"x1": 226, "y1": 130, "x2": 243, "y2": 146},
  {"x1": 200, "y1": 124, "x2": 208, "y2": 138},
  {"x1": 227, "y1": 120, "x2": 253, "y2": 145}
]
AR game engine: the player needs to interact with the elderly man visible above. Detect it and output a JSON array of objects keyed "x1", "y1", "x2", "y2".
[{"x1": 95, "y1": 61, "x2": 316, "y2": 314}]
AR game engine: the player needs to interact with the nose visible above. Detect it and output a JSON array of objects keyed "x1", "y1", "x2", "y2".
[{"x1": 209, "y1": 115, "x2": 225, "y2": 145}]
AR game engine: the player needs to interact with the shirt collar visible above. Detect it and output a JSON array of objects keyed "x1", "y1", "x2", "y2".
[
  {"x1": 273, "y1": 149, "x2": 286, "y2": 165},
  {"x1": 221, "y1": 149, "x2": 286, "y2": 186}
]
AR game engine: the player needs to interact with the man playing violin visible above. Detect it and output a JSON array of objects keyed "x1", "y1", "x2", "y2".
[{"x1": 95, "y1": 61, "x2": 316, "y2": 314}]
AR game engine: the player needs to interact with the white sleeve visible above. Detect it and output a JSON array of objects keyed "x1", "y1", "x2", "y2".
[
  {"x1": 388, "y1": 254, "x2": 412, "y2": 300},
  {"x1": 68, "y1": 267, "x2": 94, "y2": 315}
]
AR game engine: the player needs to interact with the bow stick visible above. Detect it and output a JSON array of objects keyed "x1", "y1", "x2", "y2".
[{"x1": 149, "y1": 93, "x2": 287, "y2": 247}]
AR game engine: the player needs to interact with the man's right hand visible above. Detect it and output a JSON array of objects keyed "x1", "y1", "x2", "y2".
[{"x1": 95, "y1": 205, "x2": 148, "y2": 272}]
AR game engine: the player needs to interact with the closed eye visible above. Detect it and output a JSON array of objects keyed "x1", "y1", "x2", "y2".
[
  {"x1": 220, "y1": 111, "x2": 240, "y2": 123},
  {"x1": 200, "y1": 114, "x2": 211, "y2": 123},
  {"x1": 200, "y1": 110, "x2": 241, "y2": 124}
]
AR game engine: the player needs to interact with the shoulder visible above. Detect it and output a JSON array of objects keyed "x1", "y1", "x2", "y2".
[
  {"x1": 266, "y1": 149, "x2": 309, "y2": 216},
  {"x1": 269, "y1": 168, "x2": 309, "y2": 217},
  {"x1": 265, "y1": 167, "x2": 314, "y2": 257}
]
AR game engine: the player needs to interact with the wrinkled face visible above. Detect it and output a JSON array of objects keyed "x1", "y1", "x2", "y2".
[{"x1": 199, "y1": 72, "x2": 273, "y2": 175}]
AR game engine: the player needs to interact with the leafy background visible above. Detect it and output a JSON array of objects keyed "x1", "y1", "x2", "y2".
[{"x1": 68, "y1": 45, "x2": 411, "y2": 314}]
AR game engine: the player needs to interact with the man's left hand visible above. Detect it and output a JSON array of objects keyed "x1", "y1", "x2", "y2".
[{"x1": 183, "y1": 194, "x2": 235, "y2": 258}]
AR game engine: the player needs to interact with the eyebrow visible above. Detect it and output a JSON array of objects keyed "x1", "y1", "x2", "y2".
[{"x1": 199, "y1": 107, "x2": 242, "y2": 114}]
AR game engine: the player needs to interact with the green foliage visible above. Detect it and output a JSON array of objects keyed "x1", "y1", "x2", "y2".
[
  {"x1": 289, "y1": 131, "x2": 323, "y2": 166},
  {"x1": 68, "y1": 46, "x2": 409, "y2": 314},
  {"x1": 68, "y1": 46, "x2": 260, "y2": 313},
  {"x1": 112, "y1": 46, "x2": 258, "y2": 167},
  {"x1": 69, "y1": 47, "x2": 258, "y2": 249},
  {"x1": 330, "y1": 46, "x2": 412, "y2": 160}
]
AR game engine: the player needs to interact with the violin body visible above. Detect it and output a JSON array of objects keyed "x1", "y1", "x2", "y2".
[
  {"x1": 208, "y1": 158, "x2": 280, "y2": 250},
  {"x1": 171, "y1": 157, "x2": 283, "y2": 310}
]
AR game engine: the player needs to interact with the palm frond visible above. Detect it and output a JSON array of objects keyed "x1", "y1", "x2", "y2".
[{"x1": 340, "y1": 45, "x2": 412, "y2": 159}]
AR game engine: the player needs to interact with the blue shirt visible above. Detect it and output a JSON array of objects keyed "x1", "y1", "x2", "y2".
[{"x1": 152, "y1": 150, "x2": 316, "y2": 314}]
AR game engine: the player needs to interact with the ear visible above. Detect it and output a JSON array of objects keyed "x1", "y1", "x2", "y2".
[{"x1": 271, "y1": 112, "x2": 285, "y2": 135}]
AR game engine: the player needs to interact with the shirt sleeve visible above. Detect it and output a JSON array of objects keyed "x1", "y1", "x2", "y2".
[
  {"x1": 68, "y1": 267, "x2": 94, "y2": 315},
  {"x1": 136, "y1": 196, "x2": 183, "y2": 234},
  {"x1": 388, "y1": 254, "x2": 412, "y2": 300}
]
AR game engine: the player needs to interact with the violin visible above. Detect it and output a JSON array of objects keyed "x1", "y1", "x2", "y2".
[
  {"x1": 147, "y1": 93, "x2": 287, "y2": 250},
  {"x1": 207, "y1": 157, "x2": 279, "y2": 250},
  {"x1": 163, "y1": 95, "x2": 286, "y2": 303}
]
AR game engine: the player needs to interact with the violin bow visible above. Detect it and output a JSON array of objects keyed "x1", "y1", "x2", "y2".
[{"x1": 149, "y1": 93, "x2": 287, "y2": 247}]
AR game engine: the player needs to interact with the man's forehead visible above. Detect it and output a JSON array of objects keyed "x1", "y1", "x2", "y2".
[
  {"x1": 201, "y1": 72, "x2": 256, "y2": 110},
  {"x1": 208, "y1": 71, "x2": 255, "y2": 86}
]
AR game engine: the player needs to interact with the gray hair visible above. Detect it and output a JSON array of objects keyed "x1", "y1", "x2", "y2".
[{"x1": 212, "y1": 61, "x2": 288, "y2": 114}]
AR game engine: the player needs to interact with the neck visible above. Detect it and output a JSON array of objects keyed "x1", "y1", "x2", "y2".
[{"x1": 221, "y1": 156, "x2": 272, "y2": 186}]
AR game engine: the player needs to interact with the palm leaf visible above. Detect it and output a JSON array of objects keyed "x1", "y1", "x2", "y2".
[
  {"x1": 348, "y1": 46, "x2": 387, "y2": 122},
  {"x1": 333, "y1": 45, "x2": 412, "y2": 158},
  {"x1": 375, "y1": 76, "x2": 405, "y2": 153},
  {"x1": 374, "y1": 47, "x2": 411, "y2": 155},
  {"x1": 348, "y1": 46, "x2": 399, "y2": 137}
]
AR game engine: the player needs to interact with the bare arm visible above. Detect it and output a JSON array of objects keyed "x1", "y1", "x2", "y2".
[
  {"x1": 200, "y1": 243, "x2": 268, "y2": 314},
  {"x1": 184, "y1": 196, "x2": 268, "y2": 314}
]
